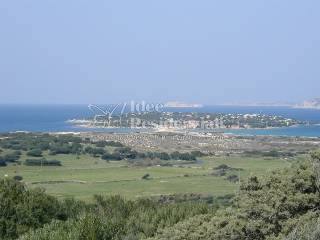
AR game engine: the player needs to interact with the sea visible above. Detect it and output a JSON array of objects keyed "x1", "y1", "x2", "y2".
[{"x1": 0, "y1": 104, "x2": 320, "y2": 137}]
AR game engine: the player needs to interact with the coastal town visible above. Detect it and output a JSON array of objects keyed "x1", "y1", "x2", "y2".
[{"x1": 69, "y1": 111, "x2": 304, "y2": 131}]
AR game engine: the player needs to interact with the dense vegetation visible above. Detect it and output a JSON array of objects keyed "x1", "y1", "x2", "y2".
[
  {"x1": 0, "y1": 179, "x2": 221, "y2": 240},
  {"x1": 24, "y1": 159, "x2": 62, "y2": 166},
  {"x1": 150, "y1": 152, "x2": 320, "y2": 240},
  {"x1": 0, "y1": 133, "x2": 202, "y2": 165},
  {"x1": 0, "y1": 152, "x2": 319, "y2": 239},
  {"x1": 0, "y1": 151, "x2": 21, "y2": 166},
  {"x1": 0, "y1": 133, "x2": 82, "y2": 153},
  {"x1": 0, "y1": 179, "x2": 67, "y2": 239}
]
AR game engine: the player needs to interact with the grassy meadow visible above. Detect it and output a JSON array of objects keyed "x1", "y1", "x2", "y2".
[{"x1": 0, "y1": 149, "x2": 293, "y2": 201}]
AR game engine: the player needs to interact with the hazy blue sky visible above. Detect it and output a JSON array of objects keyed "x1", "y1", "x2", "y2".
[{"x1": 0, "y1": 1, "x2": 319, "y2": 104}]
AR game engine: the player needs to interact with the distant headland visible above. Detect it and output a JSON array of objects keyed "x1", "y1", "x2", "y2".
[
  {"x1": 219, "y1": 98, "x2": 320, "y2": 110},
  {"x1": 294, "y1": 98, "x2": 320, "y2": 109},
  {"x1": 164, "y1": 101, "x2": 203, "y2": 108}
]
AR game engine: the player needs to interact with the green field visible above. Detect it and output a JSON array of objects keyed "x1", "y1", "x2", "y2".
[{"x1": 0, "y1": 149, "x2": 293, "y2": 201}]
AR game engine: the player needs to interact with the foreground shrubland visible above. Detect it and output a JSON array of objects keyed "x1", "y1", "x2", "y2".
[
  {"x1": 1, "y1": 152, "x2": 320, "y2": 239},
  {"x1": 150, "y1": 153, "x2": 320, "y2": 240},
  {"x1": 0, "y1": 180, "x2": 218, "y2": 240}
]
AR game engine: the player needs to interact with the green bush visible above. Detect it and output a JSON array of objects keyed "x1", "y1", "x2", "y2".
[
  {"x1": 84, "y1": 147, "x2": 106, "y2": 157},
  {"x1": 1, "y1": 152, "x2": 21, "y2": 163},
  {"x1": 27, "y1": 149, "x2": 43, "y2": 157},
  {"x1": 0, "y1": 179, "x2": 66, "y2": 239},
  {"x1": 13, "y1": 175, "x2": 23, "y2": 181},
  {"x1": 101, "y1": 152, "x2": 123, "y2": 161},
  {"x1": 20, "y1": 195, "x2": 217, "y2": 240},
  {"x1": 24, "y1": 159, "x2": 62, "y2": 166},
  {"x1": 142, "y1": 173, "x2": 151, "y2": 180},
  {"x1": 0, "y1": 159, "x2": 7, "y2": 167}
]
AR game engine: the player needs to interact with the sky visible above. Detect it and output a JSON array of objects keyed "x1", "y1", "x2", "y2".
[{"x1": 0, "y1": 1, "x2": 319, "y2": 105}]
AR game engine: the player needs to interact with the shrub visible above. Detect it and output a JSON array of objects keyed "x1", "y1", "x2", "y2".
[
  {"x1": 226, "y1": 174, "x2": 239, "y2": 183},
  {"x1": 142, "y1": 173, "x2": 150, "y2": 180},
  {"x1": 13, "y1": 175, "x2": 23, "y2": 181},
  {"x1": 0, "y1": 179, "x2": 66, "y2": 239},
  {"x1": 24, "y1": 159, "x2": 62, "y2": 166},
  {"x1": 191, "y1": 151, "x2": 206, "y2": 157},
  {"x1": 213, "y1": 164, "x2": 231, "y2": 170},
  {"x1": 170, "y1": 151, "x2": 196, "y2": 161},
  {"x1": 94, "y1": 141, "x2": 107, "y2": 147},
  {"x1": 0, "y1": 160, "x2": 7, "y2": 167},
  {"x1": 2, "y1": 152, "x2": 20, "y2": 162},
  {"x1": 27, "y1": 149, "x2": 43, "y2": 157},
  {"x1": 49, "y1": 144, "x2": 72, "y2": 155},
  {"x1": 105, "y1": 141, "x2": 124, "y2": 147},
  {"x1": 84, "y1": 147, "x2": 105, "y2": 157},
  {"x1": 101, "y1": 152, "x2": 123, "y2": 161},
  {"x1": 158, "y1": 152, "x2": 170, "y2": 160}
]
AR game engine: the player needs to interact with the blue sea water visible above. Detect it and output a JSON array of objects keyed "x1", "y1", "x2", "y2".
[
  {"x1": 0, "y1": 104, "x2": 319, "y2": 137},
  {"x1": 214, "y1": 125, "x2": 320, "y2": 138},
  {"x1": 0, "y1": 105, "x2": 90, "y2": 133}
]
